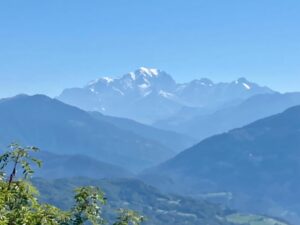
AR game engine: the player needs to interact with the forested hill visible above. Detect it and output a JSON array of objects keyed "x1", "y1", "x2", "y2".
[{"x1": 33, "y1": 177, "x2": 289, "y2": 225}]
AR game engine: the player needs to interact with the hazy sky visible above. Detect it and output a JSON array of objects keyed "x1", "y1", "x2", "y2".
[{"x1": 0, "y1": 0, "x2": 300, "y2": 97}]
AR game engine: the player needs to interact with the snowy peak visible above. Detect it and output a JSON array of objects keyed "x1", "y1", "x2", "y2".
[
  {"x1": 84, "y1": 67, "x2": 176, "y2": 97},
  {"x1": 189, "y1": 78, "x2": 214, "y2": 87},
  {"x1": 58, "y1": 68, "x2": 275, "y2": 123},
  {"x1": 101, "y1": 76, "x2": 114, "y2": 83},
  {"x1": 233, "y1": 77, "x2": 256, "y2": 90},
  {"x1": 88, "y1": 67, "x2": 163, "y2": 87},
  {"x1": 87, "y1": 77, "x2": 115, "y2": 87},
  {"x1": 121, "y1": 67, "x2": 163, "y2": 82},
  {"x1": 122, "y1": 67, "x2": 176, "y2": 92},
  {"x1": 128, "y1": 67, "x2": 162, "y2": 83},
  {"x1": 80, "y1": 69, "x2": 273, "y2": 103},
  {"x1": 130, "y1": 67, "x2": 175, "y2": 84},
  {"x1": 136, "y1": 67, "x2": 160, "y2": 77}
]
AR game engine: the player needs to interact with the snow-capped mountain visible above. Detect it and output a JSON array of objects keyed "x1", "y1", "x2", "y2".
[
  {"x1": 58, "y1": 67, "x2": 274, "y2": 123},
  {"x1": 87, "y1": 67, "x2": 176, "y2": 98},
  {"x1": 175, "y1": 77, "x2": 273, "y2": 107}
]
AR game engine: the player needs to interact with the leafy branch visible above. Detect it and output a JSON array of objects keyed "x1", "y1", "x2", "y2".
[{"x1": 0, "y1": 143, "x2": 145, "y2": 225}]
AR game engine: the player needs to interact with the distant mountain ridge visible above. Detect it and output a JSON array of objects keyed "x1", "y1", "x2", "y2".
[
  {"x1": 90, "y1": 111, "x2": 196, "y2": 153},
  {"x1": 154, "y1": 92, "x2": 300, "y2": 140},
  {"x1": 34, "y1": 151, "x2": 133, "y2": 179},
  {"x1": 58, "y1": 67, "x2": 274, "y2": 123},
  {"x1": 0, "y1": 94, "x2": 192, "y2": 172},
  {"x1": 142, "y1": 105, "x2": 300, "y2": 224}
]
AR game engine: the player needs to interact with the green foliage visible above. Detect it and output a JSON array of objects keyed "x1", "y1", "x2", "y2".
[
  {"x1": 114, "y1": 209, "x2": 145, "y2": 225},
  {"x1": 0, "y1": 143, "x2": 41, "y2": 182},
  {"x1": 0, "y1": 143, "x2": 144, "y2": 225},
  {"x1": 72, "y1": 187, "x2": 106, "y2": 225}
]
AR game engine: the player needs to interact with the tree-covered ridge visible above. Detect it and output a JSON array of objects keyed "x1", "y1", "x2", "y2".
[
  {"x1": 143, "y1": 105, "x2": 300, "y2": 224},
  {"x1": 33, "y1": 178, "x2": 290, "y2": 225},
  {"x1": 34, "y1": 177, "x2": 235, "y2": 225},
  {"x1": 0, "y1": 144, "x2": 144, "y2": 225}
]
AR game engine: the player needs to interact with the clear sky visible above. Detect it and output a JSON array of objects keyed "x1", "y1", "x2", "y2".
[{"x1": 0, "y1": 0, "x2": 299, "y2": 97}]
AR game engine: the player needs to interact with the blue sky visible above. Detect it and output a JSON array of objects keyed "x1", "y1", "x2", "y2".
[{"x1": 0, "y1": 0, "x2": 299, "y2": 97}]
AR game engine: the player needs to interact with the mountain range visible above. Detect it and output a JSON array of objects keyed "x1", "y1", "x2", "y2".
[
  {"x1": 154, "y1": 92, "x2": 300, "y2": 140},
  {"x1": 90, "y1": 111, "x2": 195, "y2": 153},
  {"x1": 1, "y1": 70, "x2": 300, "y2": 224},
  {"x1": 142, "y1": 105, "x2": 300, "y2": 224},
  {"x1": 34, "y1": 151, "x2": 133, "y2": 179},
  {"x1": 0, "y1": 94, "x2": 193, "y2": 172},
  {"x1": 58, "y1": 67, "x2": 274, "y2": 123}
]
